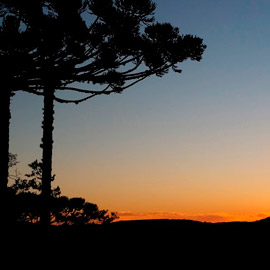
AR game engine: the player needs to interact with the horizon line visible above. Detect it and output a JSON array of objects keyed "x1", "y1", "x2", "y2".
[{"x1": 116, "y1": 211, "x2": 270, "y2": 223}]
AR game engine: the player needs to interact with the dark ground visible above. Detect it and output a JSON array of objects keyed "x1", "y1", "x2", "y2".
[{"x1": 4, "y1": 218, "x2": 270, "y2": 267}]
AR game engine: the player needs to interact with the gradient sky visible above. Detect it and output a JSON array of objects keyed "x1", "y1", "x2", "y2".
[{"x1": 9, "y1": 0, "x2": 270, "y2": 222}]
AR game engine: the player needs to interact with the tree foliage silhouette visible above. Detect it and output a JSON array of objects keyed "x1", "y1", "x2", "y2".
[
  {"x1": 52, "y1": 197, "x2": 118, "y2": 226},
  {"x1": 1, "y1": 0, "x2": 206, "y2": 227},
  {"x1": 8, "y1": 159, "x2": 118, "y2": 225},
  {"x1": 0, "y1": 6, "x2": 40, "y2": 199},
  {"x1": 0, "y1": 0, "x2": 89, "y2": 224}
]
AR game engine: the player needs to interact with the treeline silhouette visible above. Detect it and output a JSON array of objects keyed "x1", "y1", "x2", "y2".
[
  {"x1": 1, "y1": 0, "x2": 206, "y2": 228},
  {"x1": 6, "y1": 157, "x2": 118, "y2": 225}
]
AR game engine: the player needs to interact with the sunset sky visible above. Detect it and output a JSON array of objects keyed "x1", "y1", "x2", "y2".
[{"x1": 9, "y1": 0, "x2": 270, "y2": 222}]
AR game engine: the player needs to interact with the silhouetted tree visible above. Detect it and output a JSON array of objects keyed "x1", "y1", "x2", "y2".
[
  {"x1": 2, "y1": 0, "x2": 206, "y2": 227},
  {"x1": 11, "y1": 160, "x2": 60, "y2": 198},
  {"x1": 0, "y1": 4, "x2": 49, "y2": 226},
  {"x1": 8, "y1": 159, "x2": 118, "y2": 224},
  {"x1": 41, "y1": 0, "x2": 206, "y2": 228},
  {"x1": 0, "y1": 7, "x2": 40, "y2": 200},
  {"x1": 0, "y1": 0, "x2": 82, "y2": 225},
  {"x1": 52, "y1": 197, "x2": 118, "y2": 226},
  {"x1": 8, "y1": 158, "x2": 59, "y2": 223}
]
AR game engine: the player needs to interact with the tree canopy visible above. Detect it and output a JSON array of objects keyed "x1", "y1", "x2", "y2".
[
  {"x1": 1, "y1": 0, "x2": 206, "y2": 102},
  {"x1": 1, "y1": 0, "x2": 206, "y2": 227}
]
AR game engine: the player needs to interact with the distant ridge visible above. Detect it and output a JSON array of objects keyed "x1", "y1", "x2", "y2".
[
  {"x1": 115, "y1": 216, "x2": 270, "y2": 225},
  {"x1": 115, "y1": 218, "x2": 203, "y2": 224},
  {"x1": 254, "y1": 216, "x2": 270, "y2": 223}
]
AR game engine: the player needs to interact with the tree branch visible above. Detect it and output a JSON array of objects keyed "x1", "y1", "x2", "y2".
[
  {"x1": 55, "y1": 85, "x2": 110, "y2": 94},
  {"x1": 121, "y1": 57, "x2": 144, "y2": 75}
]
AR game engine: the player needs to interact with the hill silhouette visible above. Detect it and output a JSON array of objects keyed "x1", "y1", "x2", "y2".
[{"x1": 7, "y1": 217, "x2": 270, "y2": 244}]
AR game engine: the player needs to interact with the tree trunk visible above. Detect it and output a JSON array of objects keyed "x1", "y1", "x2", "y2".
[
  {"x1": 0, "y1": 89, "x2": 13, "y2": 197},
  {"x1": 0, "y1": 89, "x2": 14, "y2": 225},
  {"x1": 40, "y1": 86, "x2": 55, "y2": 228}
]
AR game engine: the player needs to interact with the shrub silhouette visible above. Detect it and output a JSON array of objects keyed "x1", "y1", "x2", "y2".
[
  {"x1": 52, "y1": 197, "x2": 118, "y2": 226},
  {"x1": 8, "y1": 160, "x2": 118, "y2": 225}
]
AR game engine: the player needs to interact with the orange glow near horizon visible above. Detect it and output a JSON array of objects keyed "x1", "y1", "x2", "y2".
[
  {"x1": 55, "y1": 154, "x2": 270, "y2": 225},
  {"x1": 57, "y1": 155, "x2": 270, "y2": 224},
  {"x1": 116, "y1": 211, "x2": 270, "y2": 223}
]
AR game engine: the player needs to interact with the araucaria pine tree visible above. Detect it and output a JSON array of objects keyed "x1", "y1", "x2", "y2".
[{"x1": 1, "y1": 0, "x2": 206, "y2": 227}]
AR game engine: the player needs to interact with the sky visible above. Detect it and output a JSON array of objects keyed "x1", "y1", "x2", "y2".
[{"x1": 9, "y1": 0, "x2": 270, "y2": 222}]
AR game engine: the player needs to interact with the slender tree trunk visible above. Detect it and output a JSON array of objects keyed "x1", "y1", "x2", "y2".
[
  {"x1": 0, "y1": 89, "x2": 14, "y2": 224},
  {"x1": 40, "y1": 85, "x2": 55, "y2": 228},
  {"x1": 0, "y1": 89, "x2": 13, "y2": 197}
]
